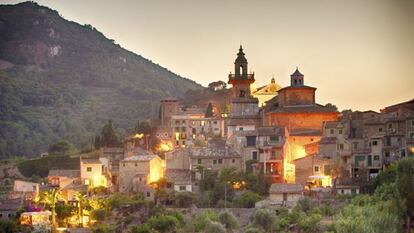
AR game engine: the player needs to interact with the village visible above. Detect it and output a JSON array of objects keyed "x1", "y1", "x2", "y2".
[{"x1": 1, "y1": 46, "x2": 413, "y2": 233}]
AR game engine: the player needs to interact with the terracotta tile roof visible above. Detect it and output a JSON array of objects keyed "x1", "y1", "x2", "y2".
[
  {"x1": 290, "y1": 129, "x2": 322, "y2": 136},
  {"x1": 270, "y1": 183, "x2": 303, "y2": 194},
  {"x1": 81, "y1": 158, "x2": 101, "y2": 164},
  {"x1": 48, "y1": 169, "x2": 80, "y2": 178},
  {"x1": 257, "y1": 126, "x2": 284, "y2": 136},
  {"x1": 319, "y1": 137, "x2": 337, "y2": 144},
  {"x1": 266, "y1": 104, "x2": 337, "y2": 114},
  {"x1": 165, "y1": 169, "x2": 191, "y2": 184}
]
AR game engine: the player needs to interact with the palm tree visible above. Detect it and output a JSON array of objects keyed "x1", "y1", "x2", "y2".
[
  {"x1": 75, "y1": 192, "x2": 89, "y2": 227},
  {"x1": 39, "y1": 188, "x2": 61, "y2": 228}
]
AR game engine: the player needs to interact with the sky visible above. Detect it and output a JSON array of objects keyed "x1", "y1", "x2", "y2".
[{"x1": 2, "y1": 0, "x2": 413, "y2": 111}]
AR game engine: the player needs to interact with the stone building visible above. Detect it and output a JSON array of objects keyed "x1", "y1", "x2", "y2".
[
  {"x1": 80, "y1": 158, "x2": 108, "y2": 188},
  {"x1": 118, "y1": 154, "x2": 165, "y2": 195},
  {"x1": 268, "y1": 183, "x2": 303, "y2": 206},
  {"x1": 227, "y1": 46, "x2": 261, "y2": 138},
  {"x1": 264, "y1": 68, "x2": 340, "y2": 161}
]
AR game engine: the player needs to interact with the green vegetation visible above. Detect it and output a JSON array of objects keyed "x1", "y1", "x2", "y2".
[
  {"x1": 0, "y1": 2, "x2": 201, "y2": 158},
  {"x1": 17, "y1": 155, "x2": 79, "y2": 177}
]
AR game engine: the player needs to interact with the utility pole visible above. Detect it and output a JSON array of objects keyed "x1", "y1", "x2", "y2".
[{"x1": 224, "y1": 182, "x2": 227, "y2": 209}]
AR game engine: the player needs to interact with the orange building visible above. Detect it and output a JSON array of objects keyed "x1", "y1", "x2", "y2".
[{"x1": 264, "y1": 69, "x2": 339, "y2": 161}]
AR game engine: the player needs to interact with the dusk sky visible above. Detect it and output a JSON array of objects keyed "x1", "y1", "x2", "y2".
[{"x1": 3, "y1": 0, "x2": 413, "y2": 111}]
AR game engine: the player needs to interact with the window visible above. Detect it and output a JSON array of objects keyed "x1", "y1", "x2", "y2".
[
  {"x1": 181, "y1": 127, "x2": 186, "y2": 132},
  {"x1": 213, "y1": 121, "x2": 218, "y2": 124},
  {"x1": 330, "y1": 129, "x2": 334, "y2": 135},
  {"x1": 123, "y1": 163, "x2": 125, "y2": 167},
  {"x1": 388, "y1": 123, "x2": 393, "y2": 129},
  {"x1": 374, "y1": 155, "x2": 380, "y2": 161},
  {"x1": 353, "y1": 142, "x2": 358, "y2": 150},
  {"x1": 411, "y1": 120, "x2": 414, "y2": 126},
  {"x1": 86, "y1": 167, "x2": 92, "y2": 172},
  {"x1": 252, "y1": 151, "x2": 258, "y2": 160},
  {"x1": 84, "y1": 179, "x2": 90, "y2": 185},
  {"x1": 339, "y1": 129, "x2": 343, "y2": 134},
  {"x1": 213, "y1": 160, "x2": 217, "y2": 165},
  {"x1": 337, "y1": 144, "x2": 344, "y2": 150},
  {"x1": 283, "y1": 193, "x2": 288, "y2": 201},
  {"x1": 197, "y1": 159, "x2": 202, "y2": 164},
  {"x1": 314, "y1": 166, "x2": 320, "y2": 172},
  {"x1": 176, "y1": 141, "x2": 179, "y2": 146},
  {"x1": 246, "y1": 136, "x2": 256, "y2": 147},
  {"x1": 410, "y1": 132, "x2": 414, "y2": 139},
  {"x1": 175, "y1": 120, "x2": 180, "y2": 124},
  {"x1": 182, "y1": 141, "x2": 186, "y2": 145},
  {"x1": 372, "y1": 140, "x2": 378, "y2": 146},
  {"x1": 379, "y1": 127, "x2": 383, "y2": 132},
  {"x1": 270, "y1": 136, "x2": 278, "y2": 142},
  {"x1": 139, "y1": 177, "x2": 142, "y2": 182},
  {"x1": 135, "y1": 163, "x2": 137, "y2": 167},
  {"x1": 218, "y1": 159, "x2": 223, "y2": 164},
  {"x1": 179, "y1": 186, "x2": 186, "y2": 191},
  {"x1": 239, "y1": 127, "x2": 244, "y2": 131},
  {"x1": 147, "y1": 192, "x2": 151, "y2": 197},
  {"x1": 232, "y1": 159, "x2": 235, "y2": 163},
  {"x1": 175, "y1": 127, "x2": 180, "y2": 132},
  {"x1": 271, "y1": 151, "x2": 277, "y2": 159}
]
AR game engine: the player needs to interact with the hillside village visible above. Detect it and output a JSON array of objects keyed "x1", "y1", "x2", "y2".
[{"x1": 1, "y1": 46, "x2": 413, "y2": 233}]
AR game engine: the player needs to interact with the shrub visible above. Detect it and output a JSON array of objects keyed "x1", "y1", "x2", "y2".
[
  {"x1": 244, "y1": 227, "x2": 265, "y2": 233},
  {"x1": 204, "y1": 221, "x2": 226, "y2": 233},
  {"x1": 233, "y1": 191, "x2": 262, "y2": 208},
  {"x1": 189, "y1": 210, "x2": 218, "y2": 232},
  {"x1": 249, "y1": 208, "x2": 276, "y2": 232},
  {"x1": 90, "y1": 208, "x2": 108, "y2": 222},
  {"x1": 147, "y1": 214, "x2": 179, "y2": 233},
  {"x1": 218, "y1": 211, "x2": 239, "y2": 230},
  {"x1": 174, "y1": 191, "x2": 196, "y2": 208}
]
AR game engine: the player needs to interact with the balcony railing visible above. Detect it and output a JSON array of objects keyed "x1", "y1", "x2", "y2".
[{"x1": 228, "y1": 73, "x2": 255, "y2": 81}]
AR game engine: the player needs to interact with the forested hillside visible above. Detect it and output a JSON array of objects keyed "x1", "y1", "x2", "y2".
[{"x1": 0, "y1": 2, "x2": 202, "y2": 157}]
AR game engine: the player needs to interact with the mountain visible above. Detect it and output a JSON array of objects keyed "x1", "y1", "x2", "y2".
[{"x1": 0, "y1": 2, "x2": 202, "y2": 157}]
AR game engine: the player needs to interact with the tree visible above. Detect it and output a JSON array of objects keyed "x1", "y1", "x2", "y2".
[
  {"x1": 147, "y1": 215, "x2": 180, "y2": 233},
  {"x1": 205, "y1": 102, "x2": 213, "y2": 117},
  {"x1": 233, "y1": 191, "x2": 262, "y2": 208},
  {"x1": 204, "y1": 220, "x2": 226, "y2": 233},
  {"x1": 218, "y1": 211, "x2": 239, "y2": 230},
  {"x1": 174, "y1": 191, "x2": 196, "y2": 208},
  {"x1": 189, "y1": 210, "x2": 218, "y2": 232},
  {"x1": 396, "y1": 157, "x2": 414, "y2": 232},
  {"x1": 134, "y1": 120, "x2": 152, "y2": 135},
  {"x1": 75, "y1": 192, "x2": 90, "y2": 227},
  {"x1": 98, "y1": 120, "x2": 120, "y2": 148},
  {"x1": 39, "y1": 188, "x2": 61, "y2": 228},
  {"x1": 48, "y1": 140, "x2": 77, "y2": 156},
  {"x1": 55, "y1": 203, "x2": 76, "y2": 226},
  {"x1": 249, "y1": 208, "x2": 277, "y2": 232}
]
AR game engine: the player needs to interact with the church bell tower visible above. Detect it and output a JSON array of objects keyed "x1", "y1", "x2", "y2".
[{"x1": 228, "y1": 46, "x2": 255, "y2": 99}]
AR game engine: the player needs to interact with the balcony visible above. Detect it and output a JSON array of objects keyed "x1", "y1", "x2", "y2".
[{"x1": 228, "y1": 73, "x2": 255, "y2": 81}]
